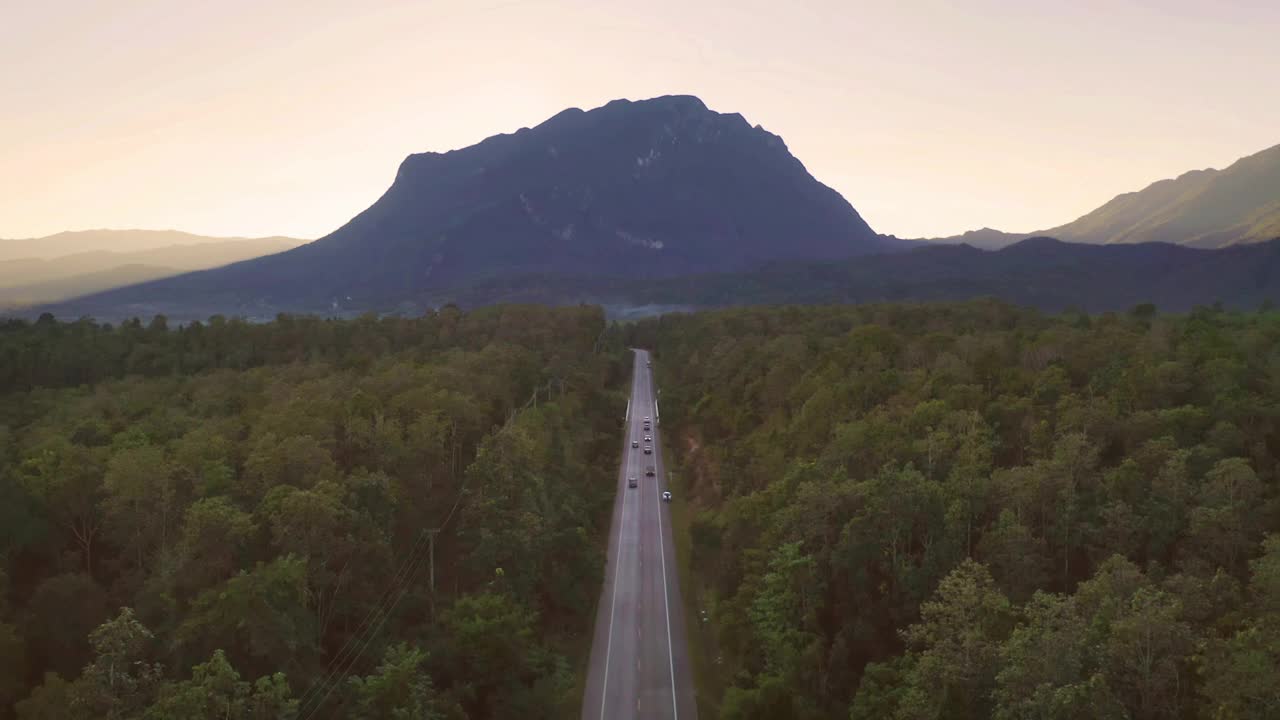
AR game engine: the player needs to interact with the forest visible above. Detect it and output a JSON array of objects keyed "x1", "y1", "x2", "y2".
[
  {"x1": 0, "y1": 305, "x2": 627, "y2": 719},
  {"x1": 628, "y1": 301, "x2": 1280, "y2": 719}
]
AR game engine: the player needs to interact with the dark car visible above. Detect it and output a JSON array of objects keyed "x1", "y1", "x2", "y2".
[
  {"x1": 644, "y1": 446, "x2": 652, "y2": 454},
  {"x1": 628, "y1": 476, "x2": 637, "y2": 488}
]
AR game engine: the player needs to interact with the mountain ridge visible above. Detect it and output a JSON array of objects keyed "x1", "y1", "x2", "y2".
[{"x1": 918, "y1": 142, "x2": 1280, "y2": 249}]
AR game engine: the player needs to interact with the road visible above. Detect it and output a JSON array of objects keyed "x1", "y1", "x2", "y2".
[{"x1": 582, "y1": 349, "x2": 697, "y2": 719}]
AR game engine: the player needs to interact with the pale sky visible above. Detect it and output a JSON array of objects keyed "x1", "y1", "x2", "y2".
[{"x1": 2, "y1": 0, "x2": 1278, "y2": 241}]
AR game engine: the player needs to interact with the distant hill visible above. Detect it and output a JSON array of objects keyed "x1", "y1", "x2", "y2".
[
  {"x1": 640, "y1": 236, "x2": 1280, "y2": 312},
  {"x1": 0, "y1": 265, "x2": 181, "y2": 309},
  {"x1": 920, "y1": 142, "x2": 1280, "y2": 249},
  {"x1": 40, "y1": 95, "x2": 897, "y2": 320},
  {"x1": 0, "y1": 229, "x2": 304, "y2": 261},
  {"x1": 397, "y1": 237, "x2": 1280, "y2": 315},
  {"x1": 0, "y1": 236, "x2": 302, "y2": 308}
]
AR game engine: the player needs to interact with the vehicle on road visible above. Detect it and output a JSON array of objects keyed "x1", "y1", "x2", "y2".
[
  {"x1": 644, "y1": 416, "x2": 650, "y2": 421},
  {"x1": 645, "y1": 465, "x2": 655, "y2": 476},
  {"x1": 644, "y1": 435, "x2": 652, "y2": 442},
  {"x1": 632, "y1": 440, "x2": 639, "y2": 448},
  {"x1": 644, "y1": 446, "x2": 652, "y2": 454},
  {"x1": 628, "y1": 476, "x2": 637, "y2": 488},
  {"x1": 662, "y1": 491, "x2": 672, "y2": 502}
]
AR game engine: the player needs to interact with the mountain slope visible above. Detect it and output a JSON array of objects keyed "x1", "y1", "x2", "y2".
[
  {"x1": 920, "y1": 142, "x2": 1280, "y2": 249},
  {"x1": 1046, "y1": 143, "x2": 1280, "y2": 247},
  {"x1": 0, "y1": 229, "x2": 304, "y2": 261},
  {"x1": 46, "y1": 95, "x2": 892, "y2": 319}
]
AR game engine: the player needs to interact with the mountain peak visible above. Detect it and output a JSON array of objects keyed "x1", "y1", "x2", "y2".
[{"x1": 48, "y1": 96, "x2": 889, "y2": 319}]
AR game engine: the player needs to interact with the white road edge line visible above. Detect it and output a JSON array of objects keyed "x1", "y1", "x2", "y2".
[
  {"x1": 599, "y1": 356, "x2": 638, "y2": 720},
  {"x1": 652, "y1": 365, "x2": 680, "y2": 719}
]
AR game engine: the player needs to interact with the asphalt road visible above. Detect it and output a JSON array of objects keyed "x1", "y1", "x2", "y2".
[{"x1": 582, "y1": 349, "x2": 697, "y2": 720}]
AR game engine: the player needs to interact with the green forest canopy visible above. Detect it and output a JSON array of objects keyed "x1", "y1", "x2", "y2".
[
  {"x1": 628, "y1": 301, "x2": 1280, "y2": 719},
  {"x1": 0, "y1": 306, "x2": 627, "y2": 719}
]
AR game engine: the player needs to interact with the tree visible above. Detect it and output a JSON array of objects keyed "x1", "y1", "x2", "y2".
[
  {"x1": 977, "y1": 510, "x2": 1049, "y2": 603},
  {"x1": 177, "y1": 556, "x2": 314, "y2": 679},
  {"x1": 345, "y1": 643, "x2": 461, "y2": 720},
  {"x1": 27, "y1": 573, "x2": 110, "y2": 679},
  {"x1": 177, "y1": 496, "x2": 256, "y2": 596},
  {"x1": 438, "y1": 592, "x2": 538, "y2": 718},
  {"x1": 1104, "y1": 587, "x2": 1194, "y2": 720},
  {"x1": 897, "y1": 560, "x2": 1012, "y2": 719},
  {"x1": 748, "y1": 541, "x2": 819, "y2": 676},
  {"x1": 0, "y1": 622, "x2": 27, "y2": 712},
  {"x1": 76, "y1": 608, "x2": 163, "y2": 719},
  {"x1": 993, "y1": 592, "x2": 1124, "y2": 720},
  {"x1": 17, "y1": 438, "x2": 104, "y2": 574},
  {"x1": 143, "y1": 649, "x2": 297, "y2": 720},
  {"x1": 15, "y1": 673, "x2": 82, "y2": 720},
  {"x1": 1185, "y1": 458, "x2": 1264, "y2": 574},
  {"x1": 102, "y1": 443, "x2": 176, "y2": 572}
]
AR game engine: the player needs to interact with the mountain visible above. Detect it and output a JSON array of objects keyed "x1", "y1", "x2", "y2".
[
  {"x1": 39, "y1": 95, "x2": 895, "y2": 320},
  {"x1": 0, "y1": 229, "x2": 304, "y2": 261},
  {"x1": 921, "y1": 142, "x2": 1280, "y2": 249},
  {"x1": 0, "y1": 237, "x2": 303, "y2": 308}
]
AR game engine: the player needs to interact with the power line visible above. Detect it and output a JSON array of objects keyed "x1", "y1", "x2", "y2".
[{"x1": 292, "y1": 527, "x2": 433, "y2": 718}]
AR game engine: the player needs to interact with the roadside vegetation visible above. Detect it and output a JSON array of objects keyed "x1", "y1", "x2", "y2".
[
  {"x1": 629, "y1": 301, "x2": 1280, "y2": 719},
  {"x1": 0, "y1": 306, "x2": 625, "y2": 719}
]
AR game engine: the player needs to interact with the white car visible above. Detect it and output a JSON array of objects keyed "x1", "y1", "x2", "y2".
[{"x1": 662, "y1": 491, "x2": 672, "y2": 502}]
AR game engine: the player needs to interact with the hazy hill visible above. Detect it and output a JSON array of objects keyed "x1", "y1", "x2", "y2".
[
  {"x1": 921, "y1": 142, "x2": 1280, "y2": 249},
  {"x1": 0, "y1": 229, "x2": 304, "y2": 261},
  {"x1": 402, "y1": 236, "x2": 1280, "y2": 314},
  {"x1": 0, "y1": 236, "x2": 302, "y2": 308},
  {"x1": 41, "y1": 95, "x2": 895, "y2": 319},
  {"x1": 641, "y1": 236, "x2": 1280, "y2": 312}
]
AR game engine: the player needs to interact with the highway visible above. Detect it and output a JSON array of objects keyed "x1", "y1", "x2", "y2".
[{"x1": 582, "y1": 349, "x2": 697, "y2": 719}]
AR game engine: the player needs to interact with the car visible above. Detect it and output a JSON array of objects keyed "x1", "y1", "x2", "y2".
[
  {"x1": 662, "y1": 491, "x2": 672, "y2": 502},
  {"x1": 644, "y1": 435, "x2": 652, "y2": 442},
  {"x1": 644, "y1": 416, "x2": 650, "y2": 422},
  {"x1": 628, "y1": 476, "x2": 637, "y2": 488},
  {"x1": 645, "y1": 465, "x2": 655, "y2": 477},
  {"x1": 644, "y1": 446, "x2": 652, "y2": 454},
  {"x1": 632, "y1": 440, "x2": 639, "y2": 448}
]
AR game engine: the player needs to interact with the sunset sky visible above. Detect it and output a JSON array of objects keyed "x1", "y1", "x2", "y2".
[{"x1": 3, "y1": 0, "x2": 1278, "y2": 241}]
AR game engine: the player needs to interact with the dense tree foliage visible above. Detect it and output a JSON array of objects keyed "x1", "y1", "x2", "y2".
[
  {"x1": 628, "y1": 301, "x2": 1280, "y2": 719},
  {"x1": 0, "y1": 305, "x2": 625, "y2": 718}
]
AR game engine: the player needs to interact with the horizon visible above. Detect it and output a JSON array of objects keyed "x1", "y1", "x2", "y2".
[{"x1": 4, "y1": 0, "x2": 1279, "y2": 243}]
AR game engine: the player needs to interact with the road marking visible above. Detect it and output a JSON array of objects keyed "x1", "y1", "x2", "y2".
[
  {"x1": 652, "y1": 366, "x2": 680, "y2": 719},
  {"x1": 599, "y1": 358, "x2": 640, "y2": 720}
]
